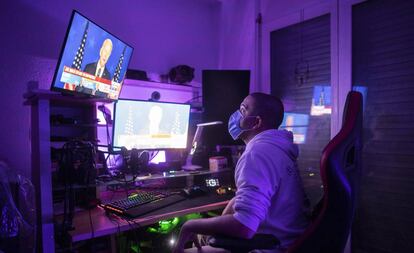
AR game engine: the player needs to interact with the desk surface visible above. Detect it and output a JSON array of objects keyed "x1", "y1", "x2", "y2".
[{"x1": 69, "y1": 193, "x2": 232, "y2": 242}]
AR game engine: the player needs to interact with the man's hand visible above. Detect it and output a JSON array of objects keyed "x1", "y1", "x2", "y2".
[
  {"x1": 173, "y1": 220, "x2": 201, "y2": 253},
  {"x1": 173, "y1": 214, "x2": 255, "y2": 253}
]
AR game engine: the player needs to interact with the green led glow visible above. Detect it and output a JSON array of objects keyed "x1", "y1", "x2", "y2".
[
  {"x1": 146, "y1": 213, "x2": 204, "y2": 234},
  {"x1": 147, "y1": 217, "x2": 181, "y2": 234},
  {"x1": 130, "y1": 244, "x2": 139, "y2": 253},
  {"x1": 147, "y1": 227, "x2": 158, "y2": 233},
  {"x1": 183, "y1": 213, "x2": 202, "y2": 220}
]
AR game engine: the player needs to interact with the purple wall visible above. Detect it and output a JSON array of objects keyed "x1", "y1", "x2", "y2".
[{"x1": 0, "y1": 0, "x2": 220, "y2": 178}]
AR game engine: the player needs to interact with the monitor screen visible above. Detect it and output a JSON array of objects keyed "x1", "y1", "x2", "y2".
[
  {"x1": 51, "y1": 10, "x2": 133, "y2": 100},
  {"x1": 310, "y1": 85, "x2": 332, "y2": 116},
  {"x1": 112, "y1": 99, "x2": 191, "y2": 150},
  {"x1": 280, "y1": 113, "x2": 310, "y2": 144}
]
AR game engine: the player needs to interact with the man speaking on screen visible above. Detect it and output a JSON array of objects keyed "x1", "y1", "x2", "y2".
[{"x1": 84, "y1": 38, "x2": 113, "y2": 80}]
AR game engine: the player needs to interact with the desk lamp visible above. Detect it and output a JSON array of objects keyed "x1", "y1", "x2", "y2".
[{"x1": 182, "y1": 121, "x2": 223, "y2": 171}]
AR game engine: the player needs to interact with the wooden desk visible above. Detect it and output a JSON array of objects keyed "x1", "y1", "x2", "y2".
[{"x1": 70, "y1": 193, "x2": 232, "y2": 242}]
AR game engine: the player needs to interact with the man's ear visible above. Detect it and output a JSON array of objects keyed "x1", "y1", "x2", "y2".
[{"x1": 252, "y1": 116, "x2": 262, "y2": 130}]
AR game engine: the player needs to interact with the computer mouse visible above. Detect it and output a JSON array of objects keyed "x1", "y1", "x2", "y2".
[{"x1": 182, "y1": 185, "x2": 206, "y2": 198}]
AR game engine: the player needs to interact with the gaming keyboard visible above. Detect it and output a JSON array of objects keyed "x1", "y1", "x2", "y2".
[
  {"x1": 101, "y1": 190, "x2": 186, "y2": 218},
  {"x1": 124, "y1": 194, "x2": 187, "y2": 218}
]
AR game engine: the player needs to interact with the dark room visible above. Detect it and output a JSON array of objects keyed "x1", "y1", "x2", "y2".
[{"x1": 1, "y1": 0, "x2": 413, "y2": 252}]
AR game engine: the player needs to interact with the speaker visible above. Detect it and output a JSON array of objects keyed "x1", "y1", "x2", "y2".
[{"x1": 202, "y1": 70, "x2": 250, "y2": 147}]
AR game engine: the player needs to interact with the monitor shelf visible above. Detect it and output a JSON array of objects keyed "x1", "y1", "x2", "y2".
[
  {"x1": 26, "y1": 88, "x2": 108, "y2": 252},
  {"x1": 51, "y1": 123, "x2": 109, "y2": 128},
  {"x1": 24, "y1": 89, "x2": 113, "y2": 105}
]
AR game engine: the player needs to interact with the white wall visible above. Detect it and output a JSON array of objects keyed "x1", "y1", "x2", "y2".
[
  {"x1": 261, "y1": 0, "x2": 328, "y2": 23},
  {"x1": 217, "y1": 0, "x2": 259, "y2": 91}
]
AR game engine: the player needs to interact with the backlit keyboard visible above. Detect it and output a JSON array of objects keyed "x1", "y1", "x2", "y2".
[{"x1": 101, "y1": 190, "x2": 168, "y2": 214}]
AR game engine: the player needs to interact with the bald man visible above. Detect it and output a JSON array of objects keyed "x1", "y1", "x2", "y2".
[
  {"x1": 173, "y1": 93, "x2": 310, "y2": 253},
  {"x1": 84, "y1": 38, "x2": 113, "y2": 80}
]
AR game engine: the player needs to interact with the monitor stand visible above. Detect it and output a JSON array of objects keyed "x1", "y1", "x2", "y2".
[
  {"x1": 182, "y1": 164, "x2": 202, "y2": 171},
  {"x1": 182, "y1": 153, "x2": 202, "y2": 171}
]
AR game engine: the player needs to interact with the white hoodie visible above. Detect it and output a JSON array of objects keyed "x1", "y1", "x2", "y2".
[{"x1": 233, "y1": 129, "x2": 310, "y2": 251}]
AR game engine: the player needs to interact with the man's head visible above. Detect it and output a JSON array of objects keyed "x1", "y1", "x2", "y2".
[
  {"x1": 98, "y1": 39, "x2": 113, "y2": 67},
  {"x1": 229, "y1": 92, "x2": 284, "y2": 144},
  {"x1": 148, "y1": 105, "x2": 163, "y2": 135}
]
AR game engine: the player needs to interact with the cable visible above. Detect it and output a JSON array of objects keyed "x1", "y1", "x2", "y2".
[
  {"x1": 84, "y1": 145, "x2": 96, "y2": 253},
  {"x1": 105, "y1": 212, "x2": 121, "y2": 235},
  {"x1": 98, "y1": 103, "x2": 112, "y2": 147},
  {"x1": 98, "y1": 103, "x2": 115, "y2": 175},
  {"x1": 88, "y1": 207, "x2": 95, "y2": 253},
  {"x1": 185, "y1": 95, "x2": 202, "y2": 103},
  {"x1": 122, "y1": 173, "x2": 130, "y2": 198},
  {"x1": 149, "y1": 151, "x2": 159, "y2": 163},
  {"x1": 122, "y1": 216, "x2": 142, "y2": 250},
  {"x1": 57, "y1": 140, "x2": 97, "y2": 251}
]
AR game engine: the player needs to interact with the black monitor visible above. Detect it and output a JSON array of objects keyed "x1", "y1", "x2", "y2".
[
  {"x1": 112, "y1": 99, "x2": 191, "y2": 150},
  {"x1": 202, "y1": 70, "x2": 250, "y2": 146},
  {"x1": 51, "y1": 10, "x2": 133, "y2": 100}
]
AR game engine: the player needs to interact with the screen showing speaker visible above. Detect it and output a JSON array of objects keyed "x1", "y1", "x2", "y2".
[
  {"x1": 51, "y1": 10, "x2": 133, "y2": 100},
  {"x1": 112, "y1": 99, "x2": 191, "y2": 150}
]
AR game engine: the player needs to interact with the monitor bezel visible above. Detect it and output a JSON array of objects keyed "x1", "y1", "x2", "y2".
[
  {"x1": 112, "y1": 98, "x2": 192, "y2": 151},
  {"x1": 50, "y1": 10, "x2": 134, "y2": 101}
]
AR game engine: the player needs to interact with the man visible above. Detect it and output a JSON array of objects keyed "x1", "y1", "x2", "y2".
[
  {"x1": 84, "y1": 38, "x2": 113, "y2": 80},
  {"x1": 77, "y1": 38, "x2": 113, "y2": 97},
  {"x1": 173, "y1": 93, "x2": 310, "y2": 253},
  {"x1": 148, "y1": 105, "x2": 163, "y2": 136}
]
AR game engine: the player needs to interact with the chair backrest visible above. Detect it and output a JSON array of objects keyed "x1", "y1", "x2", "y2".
[{"x1": 287, "y1": 91, "x2": 363, "y2": 253}]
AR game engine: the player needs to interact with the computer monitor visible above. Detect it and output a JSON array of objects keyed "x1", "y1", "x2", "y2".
[
  {"x1": 112, "y1": 99, "x2": 191, "y2": 150},
  {"x1": 51, "y1": 10, "x2": 133, "y2": 100}
]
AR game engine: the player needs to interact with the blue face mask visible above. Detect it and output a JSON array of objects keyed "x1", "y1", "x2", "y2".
[{"x1": 228, "y1": 110, "x2": 256, "y2": 140}]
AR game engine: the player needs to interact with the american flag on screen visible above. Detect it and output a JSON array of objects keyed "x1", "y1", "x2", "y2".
[
  {"x1": 113, "y1": 46, "x2": 126, "y2": 83},
  {"x1": 71, "y1": 21, "x2": 89, "y2": 70},
  {"x1": 125, "y1": 106, "x2": 134, "y2": 135}
]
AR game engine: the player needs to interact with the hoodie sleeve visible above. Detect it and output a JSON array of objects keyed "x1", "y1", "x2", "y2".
[{"x1": 233, "y1": 149, "x2": 280, "y2": 232}]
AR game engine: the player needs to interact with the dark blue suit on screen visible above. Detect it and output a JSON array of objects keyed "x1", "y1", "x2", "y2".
[{"x1": 84, "y1": 62, "x2": 112, "y2": 80}]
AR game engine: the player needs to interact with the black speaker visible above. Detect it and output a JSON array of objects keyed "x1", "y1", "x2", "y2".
[{"x1": 202, "y1": 70, "x2": 250, "y2": 147}]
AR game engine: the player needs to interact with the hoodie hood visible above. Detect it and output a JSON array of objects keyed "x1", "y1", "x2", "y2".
[{"x1": 246, "y1": 129, "x2": 299, "y2": 160}]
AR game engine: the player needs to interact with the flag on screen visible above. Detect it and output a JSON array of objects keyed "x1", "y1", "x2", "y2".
[
  {"x1": 72, "y1": 21, "x2": 89, "y2": 70},
  {"x1": 113, "y1": 46, "x2": 126, "y2": 83},
  {"x1": 124, "y1": 106, "x2": 134, "y2": 135}
]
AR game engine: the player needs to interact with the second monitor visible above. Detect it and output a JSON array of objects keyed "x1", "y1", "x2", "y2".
[{"x1": 112, "y1": 99, "x2": 191, "y2": 150}]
